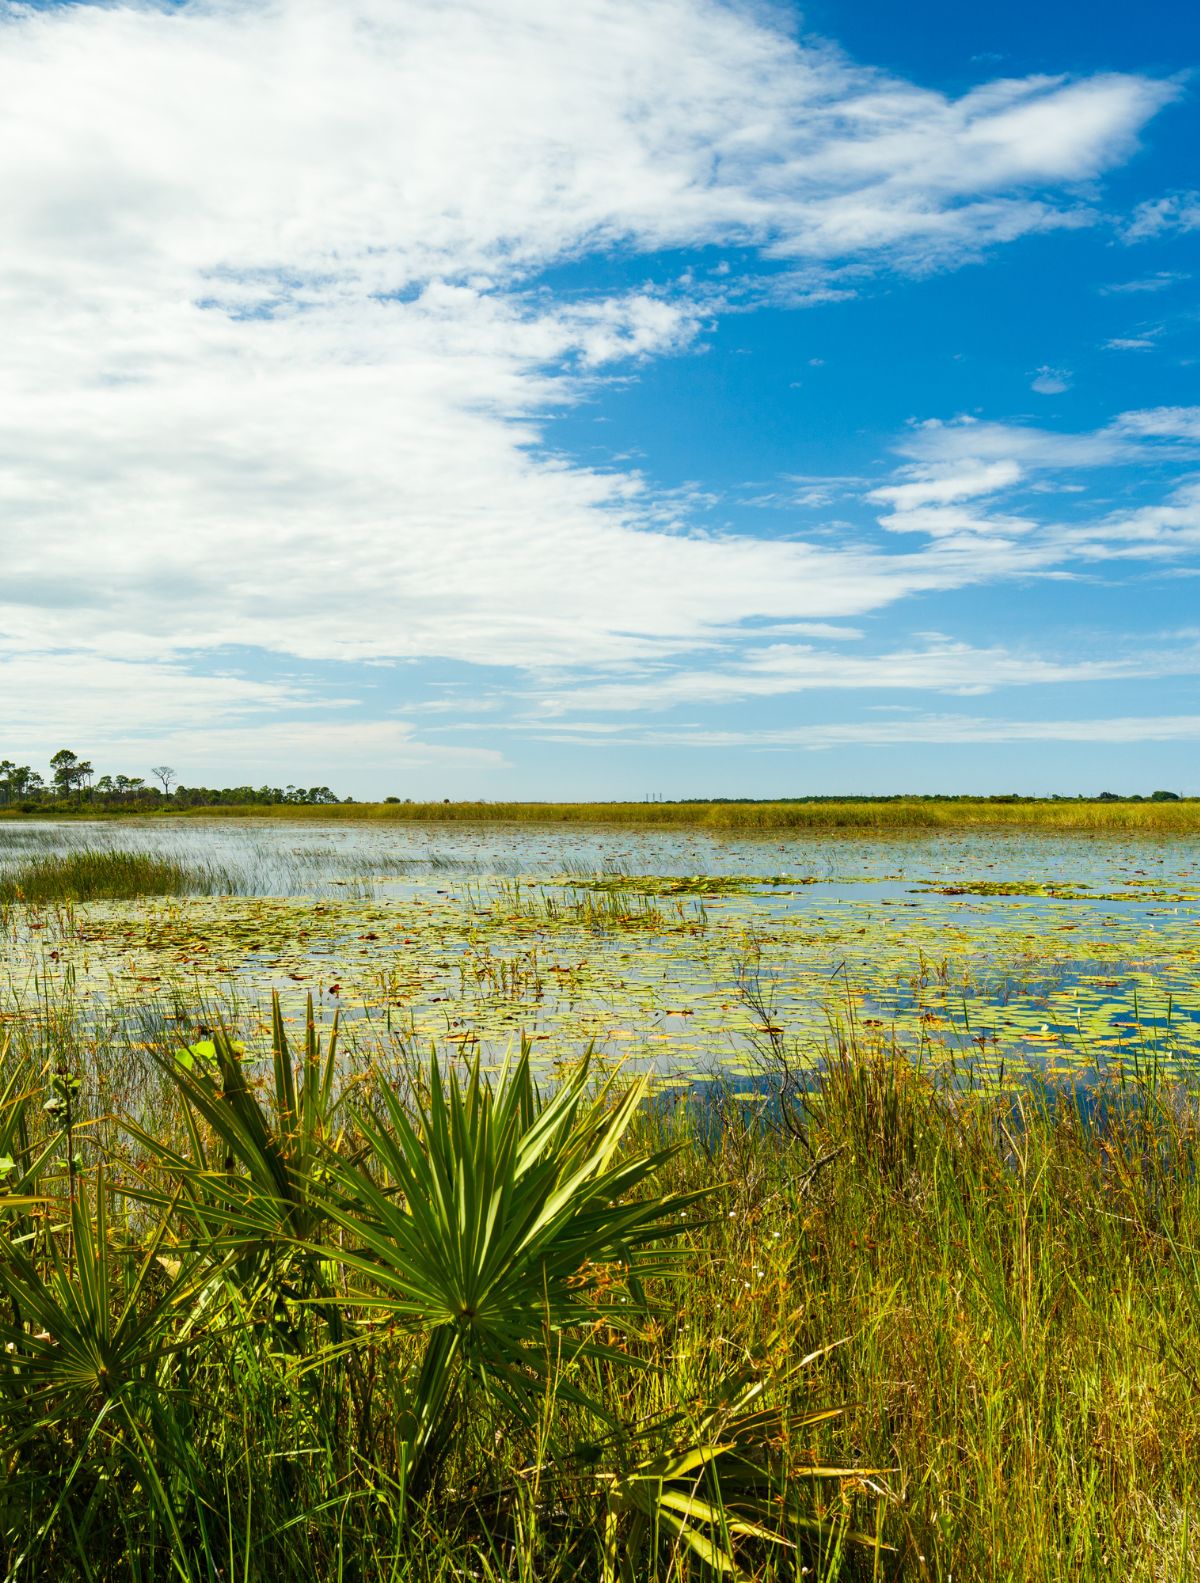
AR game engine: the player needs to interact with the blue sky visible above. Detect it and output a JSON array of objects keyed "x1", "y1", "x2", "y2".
[{"x1": 1, "y1": 0, "x2": 1198, "y2": 797}]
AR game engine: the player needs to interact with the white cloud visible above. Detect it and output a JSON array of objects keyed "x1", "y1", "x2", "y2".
[
  {"x1": 749, "y1": 622, "x2": 865, "y2": 640},
  {"x1": 0, "y1": 651, "x2": 501, "y2": 784},
  {"x1": 1100, "y1": 272, "x2": 1189, "y2": 294},
  {"x1": 894, "y1": 407, "x2": 1200, "y2": 472},
  {"x1": 862, "y1": 408, "x2": 1200, "y2": 568},
  {"x1": 875, "y1": 504, "x2": 1038, "y2": 540},
  {"x1": 867, "y1": 459, "x2": 1022, "y2": 510},
  {"x1": 866, "y1": 448, "x2": 1038, "y2": 544},
  {"x1": 1062, "y1": 480, "x2": 1200, "y2": 555},
  {"x1": 0, "y1": 0, "x2": 1176, "y2": 729},
  {"x1": 1113, "y1": 406, "x2": 1200, "y2": 441},
  {"x1": 895, "y1": 415, "x2": 1128, "y2": 469},
  {"x1": 1122, "y1": 191, "x2": 1200, "y2": 242},
  {"x1": 0, "y1": 652, "x2": 314, "y2": 738},
  {"x1": 531, "y1": 712, "x2": 1200, "y2": 750},
  {"x1": 144, "y1": 721, "x2": 506, "y2": 787},
  {"x1": 1031, "y1": 366, "x2": 1071, "y2": 395},
  {"x1": 527, "y1": 637, "x2": 1198, "y2": 715}
]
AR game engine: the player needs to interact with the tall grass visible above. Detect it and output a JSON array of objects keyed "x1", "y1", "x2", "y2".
[
  {"x1": 648, "y1": 1048, "x2": 1200, "y2": 1579},
  {"x1": 154, "y1": 797, "x2": 1200, "y2": 834},
  {"x1": 1, "y1": 988, "x2": 1197, "y2": 1579},
  {"x1": 0, "y1": 847, "x2": 231, "y2": 904}
]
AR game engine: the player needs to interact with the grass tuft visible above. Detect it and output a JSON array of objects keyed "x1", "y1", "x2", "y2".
[{"x1": 0, "y1": 847, "x2": 228, "y2": 904}]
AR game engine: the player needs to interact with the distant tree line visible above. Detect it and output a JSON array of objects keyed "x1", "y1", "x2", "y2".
[{"x1": 0, "y1": 749, "x2": 344, "y2": 810}]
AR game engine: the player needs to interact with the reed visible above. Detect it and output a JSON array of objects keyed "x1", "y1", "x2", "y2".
[
  {"x1": 151, "y1": 796, "x2": 1200, "y2": 834},
  {"x1": 473, "y1": 876, "x2": 708, "y2": 934},
  {"x1": 0, "y1": 847, "x2": 231, "y2": 905}
]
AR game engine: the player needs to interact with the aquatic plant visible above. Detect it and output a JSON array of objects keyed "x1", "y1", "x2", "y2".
[
  {"x1": 476, "y1": 876, "x2": 708, "y2": 935},
  {"x1": 0, "y1": 847, "x2": 232, "y2": 905}
]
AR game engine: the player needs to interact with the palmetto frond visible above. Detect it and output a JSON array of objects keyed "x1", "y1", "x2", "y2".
[{"x1": 325, "y1": 1040, "x2": 702, "y2": 1480}]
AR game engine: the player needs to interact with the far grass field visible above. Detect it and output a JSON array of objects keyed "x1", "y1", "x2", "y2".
[{"x1": 4, "y1": 796, "x2": 1197, "y2": 834}]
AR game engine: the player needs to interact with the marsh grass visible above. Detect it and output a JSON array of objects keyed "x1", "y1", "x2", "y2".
[
  {"x1": 474, "y1": 877, "x2": 709, "y2": 934},
  {"x1": 648, "y1": 1045, "x2": 1200, "y2": 1581},
  {"x1": 0, "y1": 847, "x2": 233, "y2": 905},
  {"x1": 141, "y1": 797, "x2": 1200, "y2": 834},
  {"x1": 1, "y1": 978, "x2": 1198, "y2": 1580}
]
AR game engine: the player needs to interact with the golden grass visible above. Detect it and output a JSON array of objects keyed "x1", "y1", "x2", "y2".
[{"x1": 148, "y1": 796, "x2": 1200, "y2": 834}]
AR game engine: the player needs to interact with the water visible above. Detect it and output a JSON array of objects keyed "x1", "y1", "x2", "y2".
[{"x1": 3, "y1": 818, "x2": 1199, "y2": 1085}]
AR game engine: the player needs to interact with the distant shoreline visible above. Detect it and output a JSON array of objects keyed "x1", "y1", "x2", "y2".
[{"x1": 3, "y1": 796, "x2": 1197, "y2": 834}]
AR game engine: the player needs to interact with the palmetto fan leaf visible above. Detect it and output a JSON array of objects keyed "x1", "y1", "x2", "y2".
[
  {"x1": 140, "y1": 995, "x2": 339, "y2": 1233},
  {"x1": 0, "y1": 1170, "x2": 214, "y2": 1422},
  {"x1": 0, "y1": 1165, "x2": 222, "y2": 1562},
  {"x1": 327, "y1": 1041, "x2": 701, "y2": 1439},
  {"x1": 596, "y1": 1364, "x2": 882, "y2": 1582}
]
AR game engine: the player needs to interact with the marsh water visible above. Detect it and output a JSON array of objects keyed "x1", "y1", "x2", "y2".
[{"x1": 3, "y1": 817, "x2": 1200, "y2": 1086}]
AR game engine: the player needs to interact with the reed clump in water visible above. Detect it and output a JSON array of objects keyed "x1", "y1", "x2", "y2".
[{"x1": 0, "y1": 848, "x2": 227, "y2": 905}]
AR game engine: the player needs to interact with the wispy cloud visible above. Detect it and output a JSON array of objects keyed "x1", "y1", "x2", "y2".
[
  {"x1": 526, "y1": 638, "x2": 1196, "y2": 716},
  {"x1": 1100, "y1": 271, "x2": 1190, "y2": 294},
  {"x1": 871, "y1": 408, "x2": 1200, "y2": 561},
  {"x1": 866, "y1": 459, "x2": 1022, "y2": 510},
  {"x1": 887, "y1": 407, "x2": 1200, "y2": 481},
  {"x1": 1121, "y1": 190, "x2": 1200, "y2": 242},
  {"x1": 527, "y1": 713, "x2": 1200, "y2": 750},
  {"x1": 1112, "y1": 406, "x2": 1200, "y2": 441},
  {"x1": 0, "y1": 652, "x2": 502, "y2": 782},
  {"x1": 1030, "y1": 366, "x2": 1071, "y2": 395}
]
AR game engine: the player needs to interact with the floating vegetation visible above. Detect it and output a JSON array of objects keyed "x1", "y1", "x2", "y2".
[
  {"x1": 459, "y1": 940, "x2": 545, "y2": 1002},
  {"x1": 3, "y1": 821, "x2": 1200, "y2": 1090},
  {"x1": 561, "y1": 870, "x2": 822, "y2": 896},
  {"x1": 916, "y1": 878, "x2": 1200, "y2": 902},
  {"x1": 474, "y1": 876, "x2": 710, "y2": 935}
]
